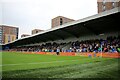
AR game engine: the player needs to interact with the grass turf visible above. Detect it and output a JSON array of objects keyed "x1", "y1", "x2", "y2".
[{"x1": 1, "y1": 52, "x2": 119, "y2": 78}]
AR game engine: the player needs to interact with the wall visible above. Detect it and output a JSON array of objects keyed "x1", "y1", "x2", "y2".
[
  {"x1": 52, "y1": 16, "x2": 75, "y2": 28},
  {"x1": 97, "y1": 0, "x2": 120, "y2": 13},
  {"x1": 4, "y1": 34, "x2": 16, "y2": 44},
  {"x1": 23, "y1": 52, "x2": 120, "y2": 58}
]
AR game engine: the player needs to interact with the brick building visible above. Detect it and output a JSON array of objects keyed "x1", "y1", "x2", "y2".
[
  {"x1": 97, "y1": 0, "x2": 120, "y2": 13},
  {"x1": 51, "y1": 16, "x2": 75, "y2": 28},
  {"x1": 32, "y1": 29, "x2": 44, "y2": 35},
  {"x1": 0, "y1": 25, "x2": 19, "y2": 44}
]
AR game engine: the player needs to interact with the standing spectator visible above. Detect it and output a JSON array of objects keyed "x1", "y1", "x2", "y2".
[{"x1": 56, "y1": 47, "x2": 60, "y2": 55}]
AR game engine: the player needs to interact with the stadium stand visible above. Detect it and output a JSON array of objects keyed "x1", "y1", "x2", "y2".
[
  {"x1": 8, "y1": 36, "x2": 120, "y2": 53},
  {"x1": 1, "y1": 7, "x2": 120, "y2": 58},
  {"x1": 71, "y1": 36, "x2": 120, "y2": 53}
]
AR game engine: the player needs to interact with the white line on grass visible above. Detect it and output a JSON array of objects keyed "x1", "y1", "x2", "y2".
[{"x1": 0, "y1": 59, "x2": 80, "y2": 67}]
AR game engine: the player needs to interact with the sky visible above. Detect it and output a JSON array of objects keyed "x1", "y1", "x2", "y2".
[{"x1": 0, "y1": 0, "x2": 98, "y2": 38}]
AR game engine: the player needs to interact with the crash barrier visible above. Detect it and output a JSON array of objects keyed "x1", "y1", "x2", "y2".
[
  {"x1": 36, "y1": 52, "x2": 75, "y2": 56},
  {"x1": 60, "y1": 52, "x2": 75, "y2": 56},
  {"x1": 76, "y1": 52, "x2": 120, "y2": 58},
  {"x1": 46, "y1": 52, "x2": 56, "y2": 55},
  {"x1": 23, "y1": 52, "x2": 75, "y2": 56},
  {"x1": 22, "y1": 52, "x2": 120, "y2": 58},
  {"x1": 36, "y1": 52, "x2": 46, "y2": 54},
  {"x1": 24, "y1": 52, "x2": 35, "y2": 54},
  {"x1": 99, "y1": 53, "x2": 120, "y2": 58}
]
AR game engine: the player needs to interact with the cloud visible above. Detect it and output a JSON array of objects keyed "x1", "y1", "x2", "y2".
[{"x1": 1, "y1": 0, "x2": 97, "y2": 38}]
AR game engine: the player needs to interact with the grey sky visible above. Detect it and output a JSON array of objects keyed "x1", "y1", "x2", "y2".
[{"x1": 1, "y1": 0, "x2": 97, "y2": 38}]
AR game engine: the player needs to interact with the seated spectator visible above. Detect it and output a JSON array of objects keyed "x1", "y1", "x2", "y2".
[{"x1": 8, "y1": 36, "x2": 120, "y2": 53}]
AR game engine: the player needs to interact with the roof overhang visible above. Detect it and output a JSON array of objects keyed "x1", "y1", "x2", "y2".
[{"x1": 3, "y1": 7, "x2": 120, "y2": 47}]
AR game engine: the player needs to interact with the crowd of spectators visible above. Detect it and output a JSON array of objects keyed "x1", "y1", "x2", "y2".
[
  {"x1": 10, "y1": 42, "x2": 66, "y2": 52},
  {"x1": 70, "y1": 36, "x2": 120, "y2": 53},
  {"x1": 9, "y1": 36, "x2": 120, "y2": 53}
]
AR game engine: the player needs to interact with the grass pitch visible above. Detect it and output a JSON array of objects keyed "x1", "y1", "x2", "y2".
[{"x1": 1, "y1": 52, "x2": 119, "y2": 78}]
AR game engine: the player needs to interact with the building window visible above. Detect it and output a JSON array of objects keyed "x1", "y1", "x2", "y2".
[
  {"x1": 112, "y1": 2, "x2": 115, "y2": 8},
  {"x1": 8, "y1": 35, "x2": 11, "y2": 43},
  {"x1": 60, "y1": 18, "x2": 63, "y2": 25},
  {"x1": 102, "y1": 5, "x2": 106, "y2": 11},
  {"x1": 36, "y1": 31, "x2": 38, "y2": 33},
  {"x1": 12, "y1": 36, "x2": 14, "y2": 41},
  {"x1": 103, "y1": 0, "x2": 106, "y2": 5}
]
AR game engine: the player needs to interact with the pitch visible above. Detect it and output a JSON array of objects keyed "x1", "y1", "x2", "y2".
[{"x1": 2, "y1": 52, "x2": 119, "y2": 78}]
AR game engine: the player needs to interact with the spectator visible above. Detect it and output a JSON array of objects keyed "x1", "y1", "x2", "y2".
[{"x1": 56, "y1": 47, "x2": 60, "y2": 55}]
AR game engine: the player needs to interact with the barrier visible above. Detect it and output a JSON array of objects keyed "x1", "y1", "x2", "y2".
[
  {"x1": 76, "y1": 52, "x2": 120, "y2": 58},
  {"x1": 46, "y1": 52, "x2": 56, "y2": 55},
  {"x1": 100, "y1": 53, "x2": 120, "y2": 58},
  {"x1": 75, "y1": 53, "x2": 92, "y2": 57},
  {"x1": 22, "y1": 52, "x2": 35, "y2": 54},
  {"x1": 36, "y1": 52, "x2": 46, "y2": 55},
  {"x1": 21, "y1": 51, "x2": 120, "y2": 58},
  {"x1": 36, "y1": 52, "x2": 76, "y2": 56},
  {"x1": 60, "y1": 52, "x2": 75, "y2": 56}
]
